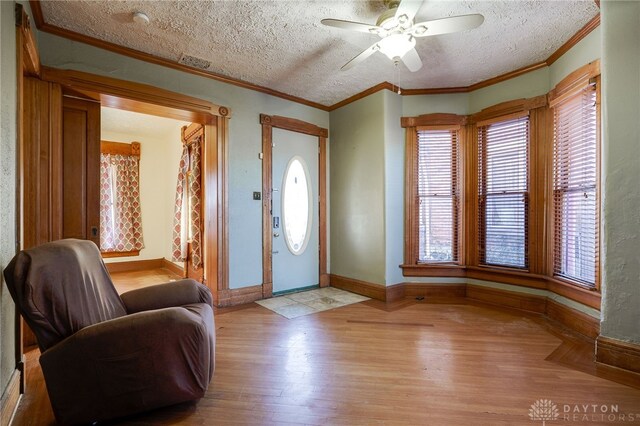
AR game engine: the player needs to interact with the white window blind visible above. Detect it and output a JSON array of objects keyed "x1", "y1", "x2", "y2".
[
  {"x1": 478, "y1": 116, "x2": 529, "y2": 269},
  {"x1": 417, "y1": 129, "x2": 459, "y2": 263},
  {"x1": 553, "y1": 83, "x2": 598, "y2": 287}
]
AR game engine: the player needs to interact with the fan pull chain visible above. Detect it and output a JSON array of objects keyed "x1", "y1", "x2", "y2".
[{"x1": 393, "y1": 60, "x2": 402, "y2": 95}]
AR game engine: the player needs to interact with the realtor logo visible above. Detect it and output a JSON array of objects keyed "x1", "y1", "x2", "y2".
[{"x1": 529, "y1": 399, "x2": 560, "y2": 425}]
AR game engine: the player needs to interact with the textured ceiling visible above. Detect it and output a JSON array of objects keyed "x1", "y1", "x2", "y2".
[{"x1": 40, "y1": 1, "x2": 599, "y2": 107}]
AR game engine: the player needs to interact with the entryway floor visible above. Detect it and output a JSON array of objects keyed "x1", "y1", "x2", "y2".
[{"x1": 255, "y1": 287, "x2": 369, "y2": 319}]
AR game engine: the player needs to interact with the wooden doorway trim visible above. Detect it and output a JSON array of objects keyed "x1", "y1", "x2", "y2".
[
  {"x1": 38, "y1": 67, "x2": 231, "y2": 305},
  {"x1": 260, "y1": 114, "x2": 329, "y2": 299}
]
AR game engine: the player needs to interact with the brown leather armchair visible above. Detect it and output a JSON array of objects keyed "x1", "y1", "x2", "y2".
[{"x1": 3, "y1": 239, "x2": 215, "y2": 425}]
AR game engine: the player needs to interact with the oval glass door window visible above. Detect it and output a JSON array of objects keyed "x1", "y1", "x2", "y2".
[{"x1": 282, "y1": 156, "x2": 312, "y2": 255}]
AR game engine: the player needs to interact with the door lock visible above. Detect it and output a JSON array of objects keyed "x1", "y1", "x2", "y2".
[{"x1": 273, "y1": 232, "x2": 280, "y2": 237}]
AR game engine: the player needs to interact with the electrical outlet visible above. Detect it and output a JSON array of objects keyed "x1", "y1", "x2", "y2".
[{"x1": 253, "y1": 191, "x2": 261, "y2": 200}]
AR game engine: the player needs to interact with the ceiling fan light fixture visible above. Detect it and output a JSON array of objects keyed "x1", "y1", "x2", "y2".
[
  {"x1": 378, "y1": 34, "x2": 416, "y2": 60},
  {"x1": 414, "y1": 25, "x2": 427, "y2": 35}
]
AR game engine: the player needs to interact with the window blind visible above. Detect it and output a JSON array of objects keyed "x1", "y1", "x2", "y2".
[
  {"x1": 552, "y1": 83, "x2": 598, "y2": 287},
  {"x1": 417, "y1": 129, "x2": 459, "y2": 263},
  {"x1": 478, "y1": 116, "x2": 529, "y2": 269}
]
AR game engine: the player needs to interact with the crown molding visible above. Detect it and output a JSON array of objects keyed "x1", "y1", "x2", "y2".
[
  {"x1": 30, "y1": 0, "x2": 600, "y2": 114},
  {"x1": 327, "y1": 82, "x2": 396, "y2": 111},
  {"x1": 545, "y1": 14, "x2": 600, "y2": 65},
  {"x1": 329, "y1": 13, "x2": 600, "y2": 110},
  {"x1": 29, "y1": 1, "x2": 330, "y2": 112}
]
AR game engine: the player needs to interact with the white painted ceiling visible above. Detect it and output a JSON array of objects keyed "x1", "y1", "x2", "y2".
[
  {"x1": 40, "y1": 1, "x2": 599, "y2": 107},
  {"x1": 101, "y1": 107, "x2": 189, "y2": 141}
]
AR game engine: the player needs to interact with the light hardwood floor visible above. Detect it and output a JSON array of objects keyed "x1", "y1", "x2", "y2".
[{"x1": 12, "y1": 270, "x2": 640, "y2": 425}]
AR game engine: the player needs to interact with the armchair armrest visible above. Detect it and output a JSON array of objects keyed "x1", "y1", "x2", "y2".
[
  {"x1": 120, "y1": 279, "x2": 212, "y2": 313},
  {"x1": 40, "y1": 305, "x2": 214, "y2": 425}
]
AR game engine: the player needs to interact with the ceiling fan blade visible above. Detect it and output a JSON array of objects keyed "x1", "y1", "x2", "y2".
[
  {"x1": 321, "y1": 18, "x2": 381, "y2": 34},
  {"x1": 341, "y1": 42, "x2": 379, "y2": 71},
  {"x1": 409, "y1": 14, "x2": 485, "y2": 37},
  {"x1": 401, "y1": 48, "x2": 423, "y2": 72},
  {"x1": 395, "y1": 0, "x2": 424, "y2": 24}
]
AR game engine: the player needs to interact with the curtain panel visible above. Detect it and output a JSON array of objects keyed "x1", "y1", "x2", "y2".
[
  {"x1": 172, "y1": 138, "x2": 203, "y2": 269},
  {"x1": 99, "y1": 153, "x2": 145, "y2": 253}
]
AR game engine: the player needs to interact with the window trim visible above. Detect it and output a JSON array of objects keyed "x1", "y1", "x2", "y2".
[
  {"x1": 402, "y1": 115, "x2": 467, "y2": 268},
  {"x1": 549, "y1": 65, "x2": 601, "y2": 290},
  {"x1": 400, "y1": 61, "x2": 601, "y2": 309}
]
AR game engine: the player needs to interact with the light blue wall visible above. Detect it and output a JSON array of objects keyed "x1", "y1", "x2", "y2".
[
  {"x1": 402, "y1": 93, "x2": 469, "y2": 116},
  {"x1": 383, "y1": 91, "x2": 404, "y2": 285},
  {"x1": 0, "y1": 0, "x2": 18, "y2": 399},
  {"x1": 550, "y1": 26, "x2": 601, "y2": 88},
  {"x1": 329, "y1": 92, "x2": 386, "y2": 285},
  {"x1": 328, "y1": 89, "x2": 410, "y2": 286},
  {"x1": 600, "y1": 1, "x2": 640, "y2": 344},
  {"x1": 468, "y1": 68, "x2": 550, "y2": 113},
  {"x1": 37, "y1": 33, "x2": 330, "y2": 290}
]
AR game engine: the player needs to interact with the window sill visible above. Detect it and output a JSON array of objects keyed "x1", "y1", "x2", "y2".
[
  {"x1": 547, "y1": 276, "x2": 601, "y2": 308},
  {"x1": 101, "y1": 250, "x2": 140, "y2": 258},
  {"x1": 400, "y1": 263, "x2": 601, "y2": 310}
]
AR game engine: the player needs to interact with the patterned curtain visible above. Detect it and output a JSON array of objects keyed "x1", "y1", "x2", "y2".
[
  {"x1": 99, "y1": 153, "x2": 144, "y2": 252},
  {"x1": 189, "y1": 139, "x2": 203, "y2": 269},
  {"x1": 171, "y1": 139, "x2": 203, "y2": 269},
  {"x1": 99, "y1": 154, "x2": 115, "y2": 250},
  {"x1": 172, "y1": 145, "x2": 190, "y2": 262}
]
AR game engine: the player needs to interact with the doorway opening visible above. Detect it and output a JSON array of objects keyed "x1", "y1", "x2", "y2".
[
  {"x1": 20, "y1": 68, "x2": 230, "y2": 351},
  {"x1": 99, "y1": 106, "x2": 200, "y2": 289}
]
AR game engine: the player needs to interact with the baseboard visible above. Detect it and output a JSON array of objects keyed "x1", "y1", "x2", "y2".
[
  {"x1": 546, "y1": 299, "x2": 600, "y2": 339},
  {"x1": 161, "y1": 258, "x2": 185, "y2": 277},
  {"x1": 467, "y1": 285, "x2": 547, "y2": 313},
  {"x1": 596, "y1": 336, "x2": 640, "y2": 374},
  {"x1": 329, "y1": 274, "x2": 387, "y2": 301},
  {"x1": 404, "y1": 283, "x2": 466, "y2": 300},
  {"x1": 218, "y1": 284, "x2": 263, "y2": 307},
  {"x1": 328, "y1": 274, "x2": 597, "y2": 341},
  {"x1": 329, "y1": 275, "x2": 466, "y2": 303},
  {"x1": 105, "y1": 258, "x2": 164, "y2": 274},
  {"x1": 1, "y1": 369, "x2": 21, "y2": 426}
]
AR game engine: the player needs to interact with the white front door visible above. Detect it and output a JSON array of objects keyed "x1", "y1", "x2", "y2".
[{"x1": 271, "y1": 128, "x2": 319, "y2": 294}]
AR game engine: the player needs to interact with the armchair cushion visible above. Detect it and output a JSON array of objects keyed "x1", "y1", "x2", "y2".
[{"x1": 120, "y1": 279, "x2": 212, "y2": 313}]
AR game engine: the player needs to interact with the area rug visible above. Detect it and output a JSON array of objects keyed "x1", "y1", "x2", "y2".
[{"x1": 255, "y1": 287, "x2": 369, "y2": 319}]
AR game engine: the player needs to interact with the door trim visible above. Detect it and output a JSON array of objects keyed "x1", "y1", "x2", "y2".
[
  {"x1": 36, "y1": 67, "x2": 231, "y2": 305},
  {"x1": 260, "y1": 114, "x2": 328, "y2": 299}
]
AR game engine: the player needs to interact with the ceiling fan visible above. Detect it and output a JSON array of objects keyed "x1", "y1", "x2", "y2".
[{"x1": 321, "y1": 0, "x2": 484, "y2": 72}]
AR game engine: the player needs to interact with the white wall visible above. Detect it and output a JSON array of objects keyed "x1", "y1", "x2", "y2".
[
  {"x1": 38, "y1": 33, "x2": 330, "y2": 289},
  {"x1": 101, "y1": 108, "x2": 187, "y2": 264},
  {"x1": 600, "y1": 1, "x2": 640, "y2": 344}
]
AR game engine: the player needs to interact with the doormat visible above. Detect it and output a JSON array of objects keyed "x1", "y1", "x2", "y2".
[{"x1": 255, "y1": 287, "x2": 369, "y2": 319}]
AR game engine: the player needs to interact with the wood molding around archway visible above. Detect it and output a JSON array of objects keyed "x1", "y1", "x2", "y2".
[
  {"x1": 259, "y1": 114, "x2": 329, "y2": 300},
  {"x1": 25, "y1": 66, "x2": 231, "y2": 306}
]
